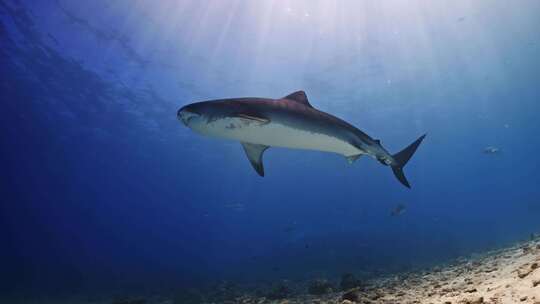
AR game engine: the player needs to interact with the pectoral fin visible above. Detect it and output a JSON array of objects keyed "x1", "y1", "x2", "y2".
[
  {"x1": 236, "y1": 114, "x2": 270, "y2": 125},
  {"x1": 346, "y1": 154, "x2": 363, "y2": 164},
  {"x1": 241, "y1": 143, "x2": 270, "y2": 177}
]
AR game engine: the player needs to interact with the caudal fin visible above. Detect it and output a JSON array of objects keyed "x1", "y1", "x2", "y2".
[{"x1": 391, "y1": 134, "x2": 426, "y2": 188}]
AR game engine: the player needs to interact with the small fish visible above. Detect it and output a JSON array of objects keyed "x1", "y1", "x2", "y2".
[
  {"x1": 390, "y1": 204, "x2": 406, "y2": 216},
  {"x1": 483, "y1": 146, "x2": 500, "y2": 154},
  {"x1": 284, "y1": 221, "x2": 298, "y2": 233},
  {"x1": 457, "y1": 16, "x2": 466, "y2": 22},
  {"x1": 224, "y1": 202, "x2": 245, "y2": 211},
  {"x1": 284, "y1": 226, "x2": 296, "y2": 233},
  {"x1": 47, "y1": 33, "x2": 59, "y2": 45}
]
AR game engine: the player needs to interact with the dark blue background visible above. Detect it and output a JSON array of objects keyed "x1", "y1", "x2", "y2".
[{"x1": 1, "y1": 0, "x2": 539, "y2": 299}]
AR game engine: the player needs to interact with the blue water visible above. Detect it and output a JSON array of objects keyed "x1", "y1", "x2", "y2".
[{"x1": 1, "y1": 0, "x2": 540, "y2": 301}]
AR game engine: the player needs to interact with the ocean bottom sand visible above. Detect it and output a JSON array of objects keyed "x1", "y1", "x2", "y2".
[{"x1": 3, "y1": 236, "x2": 540, "y2": 304}]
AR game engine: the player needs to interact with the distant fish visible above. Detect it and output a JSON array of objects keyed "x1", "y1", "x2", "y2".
[
  {"x1": 390, "y1": 204, "x2": 406, "y2": 217},
  {"x1": 284, "y1": 221, "x2": 298, "y2": 233},
  {"x1": 284, "y1": 226, "x2": 296, "y2": 233},
  {"x1": 47, "y1": 33, "x2": 59, "y2": 45},
  {"x1": 457, "y1": 16, "x2": 466, "y2": 22},
  {"x1": 483, "y1": 146, "x2": 500, "y2": 154},
  {"x1": 224, "y1": 202, "x2": 245, "y2": 212}
]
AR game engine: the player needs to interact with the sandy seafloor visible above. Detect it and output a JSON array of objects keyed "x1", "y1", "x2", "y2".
[{"x1": 5, "y1": 236, "x2": 540, "y2": 304}]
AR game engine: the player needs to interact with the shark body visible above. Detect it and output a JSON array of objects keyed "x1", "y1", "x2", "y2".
[{"x1": 177, "y1": 91, "x2": 425, "y2": 188}]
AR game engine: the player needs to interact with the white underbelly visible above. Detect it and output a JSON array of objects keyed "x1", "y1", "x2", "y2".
[{"x1": 199, "y1": 117, "x2": 361, "y2": 156}]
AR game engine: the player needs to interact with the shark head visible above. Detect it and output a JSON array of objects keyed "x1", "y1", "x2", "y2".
[
  {"x1": 178, "y1": 102, "x2": 207, "y2": 128},
  {"x1": 177, "y1": 99, "x2": 267, "y2": 139},
  {"x1": 177, "y1": 100, "x2": 232, "y2": 135}
]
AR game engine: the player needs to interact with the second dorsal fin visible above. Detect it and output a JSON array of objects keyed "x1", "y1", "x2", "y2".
[{"x1": 282, "y1": 91, "x2": 312, "y2": 108}]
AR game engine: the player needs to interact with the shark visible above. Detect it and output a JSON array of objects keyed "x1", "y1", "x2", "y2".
[{"x1": 177, "y1": 91, "x2": 425, "y2": 188}]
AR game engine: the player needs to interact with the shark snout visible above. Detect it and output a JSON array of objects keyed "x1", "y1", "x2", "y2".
[{"x1": 177, "y1": 105, "x2": 201, "y2": 126}]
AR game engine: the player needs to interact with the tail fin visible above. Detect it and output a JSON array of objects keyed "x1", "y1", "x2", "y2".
[{"x1": 391, "y1": 134, "x2": 426, "y2": 188}]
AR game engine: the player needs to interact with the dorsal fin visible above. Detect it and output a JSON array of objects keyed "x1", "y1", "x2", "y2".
[{"x1": 283, "y1": 91, "x2": 312, "y2": 108}]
